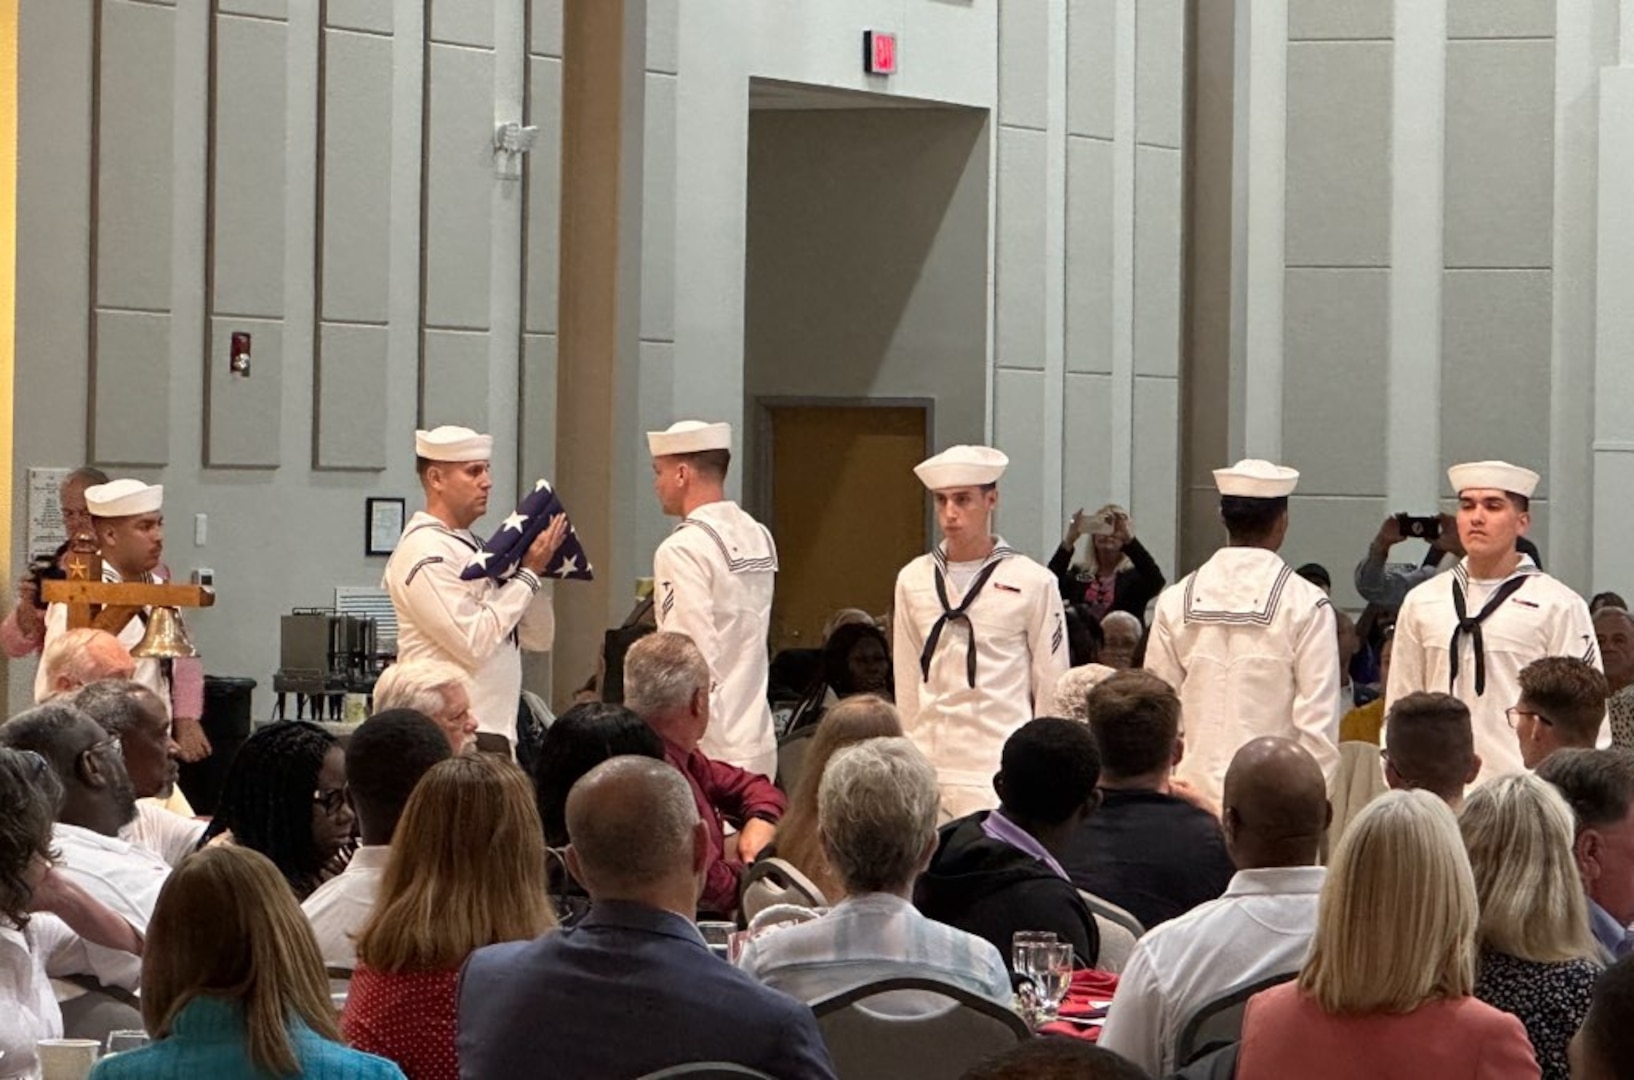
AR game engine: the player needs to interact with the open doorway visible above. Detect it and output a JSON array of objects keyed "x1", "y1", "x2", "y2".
[{"x1": 741, "y1": 79, "x2": 991, "y2": 654}]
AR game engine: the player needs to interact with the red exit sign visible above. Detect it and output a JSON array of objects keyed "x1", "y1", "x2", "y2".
[{"x1": 864, "y1": 30, "x2": 897, "y2": 75}]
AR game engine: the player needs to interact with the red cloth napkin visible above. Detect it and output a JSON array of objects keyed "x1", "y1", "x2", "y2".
[{"x1": 1039, "y1": 968, "x2": 1119, "y2": 1041}]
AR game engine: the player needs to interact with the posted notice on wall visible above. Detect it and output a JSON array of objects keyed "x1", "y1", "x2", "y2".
[{"x1": 27, "y1": 468, "x2": 71, "y2": 557}]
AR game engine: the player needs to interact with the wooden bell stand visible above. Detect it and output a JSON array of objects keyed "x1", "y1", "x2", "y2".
[{"x1": 40, "y1": 548, "x2": 215, "y2": 634}]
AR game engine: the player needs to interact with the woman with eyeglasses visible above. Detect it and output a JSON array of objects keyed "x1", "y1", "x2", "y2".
[
  {"x1": 342, "y1": 754, "x2": 556, "y2": 1080},
  {"x1": 200, "y1": 721, "x2": 356, "y2": 901},
  {"x1": 1, "y1": 746, "x2": 144, "y2": 1080}
]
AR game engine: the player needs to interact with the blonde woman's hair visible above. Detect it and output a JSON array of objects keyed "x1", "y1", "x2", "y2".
[
  {"x1": 1459, "y1": 773, "x2": 1599, "y2": 964},
  {"x1": 1300, "y1": 789, "x2": 1478, "y2": 1014},
  {"x1": 354, "y1": 754, "x2": 555, "y2": 972},
  {"x1": 141, "y1": 846, "x2": 339, "y2": 1077},
  {"x1": 775, "y1": 695, "x2": 903, "y2": 900}
]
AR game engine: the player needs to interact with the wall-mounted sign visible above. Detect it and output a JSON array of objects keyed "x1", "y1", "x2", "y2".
[{"x1": 864, "y1": 30, "x2": 897, "y2": 75}]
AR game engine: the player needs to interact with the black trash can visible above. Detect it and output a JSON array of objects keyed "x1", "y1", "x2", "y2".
[{"x1": 177, "y1": 675, "x2": 256, "y2": 816}]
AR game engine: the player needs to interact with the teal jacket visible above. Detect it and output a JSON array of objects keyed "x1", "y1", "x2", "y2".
[{"x1": 89, "y1": 996, "x2": 405, "y2": 1080}]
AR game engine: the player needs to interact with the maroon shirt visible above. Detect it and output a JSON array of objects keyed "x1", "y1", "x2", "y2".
[{"x1": 663, "y1": 740, "x2": 788, "y2": 916}]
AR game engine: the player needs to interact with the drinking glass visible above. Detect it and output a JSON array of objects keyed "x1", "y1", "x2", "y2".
[
  {"x1": 104, "y1": 1031, "x2": 149, "y2": 1055},
  {"x1": 697, "y1": 920, "x2": 737, "y2": 961},
  {"x1": 1010, "y1": 930, "x2": 1055, "y2": 982},
  {"x1": 1033, "y1": 942, "x2": 1074, "y2": 1022}
]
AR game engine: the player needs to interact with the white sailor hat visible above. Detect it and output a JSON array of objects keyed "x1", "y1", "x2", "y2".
[
  {"x1": 914, "y1": 445, "x2": 1009, "y2": 491},
  {"x1": 415, "y1": 426, "x2": 492, "y2": 462},
  {"x1": 1448, "y1": 460, "x2": 1539, "y2": 499},
  {"x1": 85, "y1": 479, "x2": 163, "y2": 518},
  {"x1": 1213, "y1": 459, "x2": 1300, "y2": 498},
  {"x1": 647, "y1": 420, "x2": 732, "y2": 458}
]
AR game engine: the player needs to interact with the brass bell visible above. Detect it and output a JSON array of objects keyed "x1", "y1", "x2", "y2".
[{"x1": 131, "y1": 607, "x2": 198, "y2": 659}]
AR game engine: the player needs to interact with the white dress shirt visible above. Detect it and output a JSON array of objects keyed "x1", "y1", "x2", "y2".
[
  {"x1": 385, "y1": 511, "x2": 555, "y2": 746},
  {"x1": 1387, "y1": 558, "x2": 1603, "y2": 783},
  {"x1": 301, "y1": 845, "x2": 391, "y2": 970},
  {"x1": 893, "y1": 542, "x2": 1068, "y2": 819},
  {"x1": 736, "y1": 892, "x2": 1012, "y2": 1014},
  {"x1": 1145, "y1": 548, "x2": 1341, "y2": 809},
  {"x1": 1, "y1": 915, "x2": 86, "y2": 1080},
  {"x1": 654, "y1": 501, "x2": 779, "y2": 779},
  {"x1": 121, "y1": 799, "x2": 205, "y2": 868},
  {"x1": 1097, "y1": 865, "x2": 1326, "y2": 1076},
  {"x1": 50, "y1": 822, "x2": 170, "y2": 992}
]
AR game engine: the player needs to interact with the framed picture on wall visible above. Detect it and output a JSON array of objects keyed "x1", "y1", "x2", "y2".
[{"x1": 366, "y1": 497, "x2": 406, "y2": 556}]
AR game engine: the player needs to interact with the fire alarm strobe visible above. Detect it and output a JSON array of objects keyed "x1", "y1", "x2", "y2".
[{"x1": 864, "y1": 30, "x2": 897, "y2": 75}]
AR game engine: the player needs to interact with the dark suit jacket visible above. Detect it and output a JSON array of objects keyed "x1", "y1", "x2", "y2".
[
  {"x1": 1049, "y1": 536, "x2": 1167, "y2": 621},
  {"x1": 456, "y1": 901, "x2": 836, "y2": 1080}
]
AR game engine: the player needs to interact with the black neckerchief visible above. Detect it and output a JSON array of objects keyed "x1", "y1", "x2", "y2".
[
  {"x1": 1449, "y1": 574, "x2": 1529, "y2": 695},
  {"x1": 920, "y1": 551, "x2": 1008, "y2": 687}
]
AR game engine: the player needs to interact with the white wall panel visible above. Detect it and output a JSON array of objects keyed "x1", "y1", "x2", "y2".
[
  {"x1": 1135, "y1": 0, "x2": 1184, "y2": 149},
  {"x1": 1285, "y1": 41, "x2": 1391, "y2": 267},
  {"x1": 1284, "y1": 495, "x2": 1389, "y2": 612},
  {"x1": 423, "y1": 43, "x2": 495, "y2": 330},
  {"x1": 1065, "y1": 136, "x2": 1113, "y2": 375},
  {"x1": 994, "y1": 368, "x2": 1047, "y2": 553},
  {"x1": 639, "y1": 71, "x2": 677, "y2": 343},
  {"x1": 1131, "y1": 375, "x2": 1180, "y2": 577},
  {"x1": 1288, "y1": 0, "x2": 1393, "y2": 40},
  {"x1": 205, "y1": 318, "x2": 283, "y2": 466},
  {"x1": 1066, "y1": 0, "x2": 1116, "y2": 139},
  {"x1": 1063, "y1": 371, "x2": 1115, "y2": 518},
  {"x1": 212, "y1": 14, "x2": 288, "y2": 319},
  {"x1": 1134, "y1": 145, "x2": 1182, "y2": 377},
  {"x1": 430, "y1": 0, "x2": 494, "y2": 48},
  {"x1": 523, "y1": 55, "x2": 563, "y2": 335},
  {"x1": 1000, "y1": 0, "x2": 1050, "y2": 129},
  {"x1": 1447, "y1": 0, "x2": 1556, "y2": 39},
  {"x1": 327, "y1": 0, "x2": 392, "y2": 35},
  {"x1": 423, "y1": 329, "x2": 492, "y2": 429},
  {"x1": 322, "y1": 29, "x2": 393, "y2": 323},
  {"x1": 996, "y1": 126, "x2": 1047, "y2": 370},
  {"x1": 315, "y1": 323, "x2": 389, "y2": 469},
  {"x1": 1283, "y1": 268, "x2": 1389, "y2": 496},
  {"x1": 92, "y1": 311, "x2": 172, "y2": 465},
  {"x1": 97, "y1": 0, "x2": 174, "y2": 313}
]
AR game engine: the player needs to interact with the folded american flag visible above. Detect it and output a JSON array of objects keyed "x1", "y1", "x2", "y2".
[{"x1": 460, "y1": 479, "x2": 594, "y2": 583}]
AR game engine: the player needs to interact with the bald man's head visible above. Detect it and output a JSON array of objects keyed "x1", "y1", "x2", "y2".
[
  {"x1": 1221, "y1": 737, "x2": 1331, "y2": 870},
  {"x1": 564, "y1": 756, "x2": 702, "y2": 903}
]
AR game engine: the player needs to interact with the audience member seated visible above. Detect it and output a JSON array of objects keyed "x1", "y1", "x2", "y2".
[
  {"x1": 372, "y1": 659, "x2": 480, "y2": 754},
  {"x1": 1047, "y1": 661, "x2": 1118, "y2": 720},
  {"x1": 1570, "y1": 953, "x2": 1634, "y2": 1079},
  {"x1": 1100, "y1": 611, "x2": 1144, "y2": 671},
  {"x1": 342, "y1": 754, "x2": 555, "y2": 1080},
  {"x1": 1049, "y1": 505, "x2": 1166, "y2": 625},
  {"x1": 1382, "y1": 691, "x2": 1480, "y2": 810},
  {"x1": 73, "y1": 679, "x2": 200, "y2": 865},
  {"x1": 787, "y1": 622, "x2": 894, "y2": 731},
  {"x1": 1594, "y1": 606, "x2": 1634, "y2": 748},
  {"x1": 916, "y1": 718, "x2": 1101, "y2": 971},
  {"x1": 1060, "y1": 671, "x2": 1233, "y2": 930},
  {"x1": 302, "y1": 709, "x2": 451, "y2": 968},
  {"x1": 457, "y1": 756, "x2": 837, "y2": 1079},
  {"x1": 1099, "y1": 737, "x2": 1330, "y2": 1075},
  {"x1": 961, "y1": 1035, "x2": 1154, "y2": 1080},
  {"x1": 1338, "y1": 632, "x2": 1392, "y2": 743},
  {"x1": 0, "y1": 467, "x2": 107, "y2": 659},
  {"x1": 760, "y1": 694, "x2": 902, "y2": 902},
  {"x1": 35, "y1": 628, "x2": 135, "y2": 701},
  {"x1": 1592, "y1": 592, "x2": 1629, "y2": 615},
  {"x1": 1063, "y1": 602, "x2": 1106, "y2": 668},
  {"x1": 89, "y1": 846, "x2": 404, "y2": 1080},
  {"x1": 738, "y1": 737, "x2": 1010, "y2": 1009},
  {"x1": 1536, "y1": 749, "x2": 1634, "y2": 962},
  {"x1": 1460, "y1": 774, "x2": 1600, "y2": 1080},
  {"x1": 1511, "y1": 657, "x2": 1609, "y2": 770},
  {"x1": 531, "y1": 703, "x2": 667, "y2": 921},
  {"x1": 201, "y1": 720, "x2": 357, "y2": 901},
  {"x1": 0, "y1": 703, "x2": 169, "y2": 992},
  {"x1": 0, "y1": 747, "x2": 144, "y2": 1079},
  {"x1": 1236, "y1": 790, "x2": 1538, "y2": 1079},
  {"x1": 1334, "y1": 609, "x2": 1364, "y2": 712},
  {"x1": 624, "y1": 632, "x2": 787, "y2": 916}
]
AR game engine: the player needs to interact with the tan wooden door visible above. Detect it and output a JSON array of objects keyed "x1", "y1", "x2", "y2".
[{"x1": 766, "y1": 404, "x2": 929, "y2": 653}]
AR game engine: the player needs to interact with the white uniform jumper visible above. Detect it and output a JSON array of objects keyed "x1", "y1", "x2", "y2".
[
  {"x1": 1145, "y1": 547, "x2": 1341, "y2": 809},
  {"x1": 385, "y1": 511, "x2": 554, "y2": 746},
  {"x1": 654, "y1": 501, "x2": 779, "y2": 779},
  {"x1": 1387, "y1": 557, "x2": 1602, "y2": 783},
  {"x1": 893, "y1": 540, "x2": 1067, "y2": 820}
]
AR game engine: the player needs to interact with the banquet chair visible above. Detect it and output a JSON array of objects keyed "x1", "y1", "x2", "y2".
[
  {"x1": 1090, "y1": 911, "x2": 1139, "y2": 974},
  {"x1": 1173, "y1": 971, "x2": 1297, "y2": 1067},
  {"x1": 636, "y1": 1064, "x2": 779, "y2": 1079},
  {"x1": 810, "y1": 975, "x2": 1030, "y2": 1080},
  {"x1": 739, "y1": 856, "x2": 828, "y2": 926},
  {"x1": 1078, "y1": 889, "x2": 1146, "y2": 940}
]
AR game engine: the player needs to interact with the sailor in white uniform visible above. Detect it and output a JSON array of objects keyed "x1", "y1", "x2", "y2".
[
  {"x1": 892, "y1": 446, "x2": 1067, "y2": 820},
  {"x1": 1144, "y1": 460, "x2": 1341, "y2": 808},
  {"x1": 385, "y1": 426, "x2": 564, "y2": 754},
  {"x1": 649, "y1": 420, "x2": 779, "y2": 779},
  {"x1": 1387, "y1": 460, "x2": 1603, "y2": 784}
]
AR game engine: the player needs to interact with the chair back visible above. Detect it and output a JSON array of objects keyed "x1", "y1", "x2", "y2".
[
  {"x1": 58, "y1": 976, "x2": 144, "y2": 1045},
  {"x1": 326, "y1": 965, "x2": 354, "y2": 1009},
  {"x1": 636, "y1": 1064, "x2": 779, "y2": 1079},
  {"x1": 775, "y1": 724, "x2": 818, "y2": 794},
  {"x1": 810, "y1": 975, "x2": 1030, "y2": 1080},
  {"x1": 1090, "y1": 912, "x2": 1139, "y2": 974},
  {"x1": 1173, "y1": 970, "x2": 1297, "y2": 1066},
  {"x1": 1078, "y1": 889, "x2": 1145, "y2": 940},
  {"x1": 739, "y1": 857, "x2": 828, "y2": 926}
]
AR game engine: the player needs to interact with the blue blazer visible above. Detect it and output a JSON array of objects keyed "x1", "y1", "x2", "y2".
[
  {"x1": 457, "y1": 900, "x2": 837, "y2": 1080},
  {"x1": 89, "y1": 996, "x2": 405, "y2": 1080}
]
